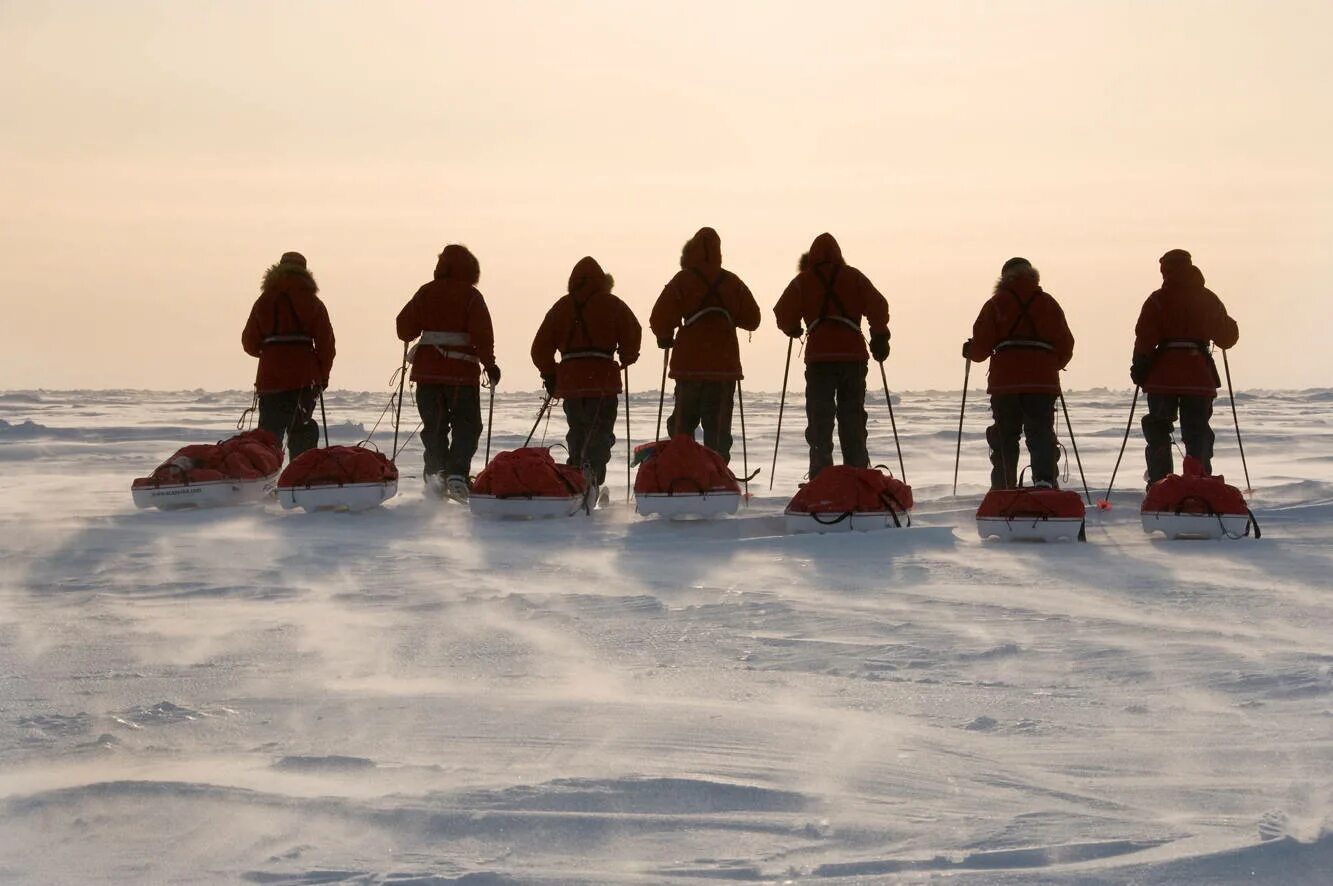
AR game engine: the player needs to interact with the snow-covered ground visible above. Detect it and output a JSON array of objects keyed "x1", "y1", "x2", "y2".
[{"x1": 1, "y1": 386, "x2": 1330, "y2": 884}]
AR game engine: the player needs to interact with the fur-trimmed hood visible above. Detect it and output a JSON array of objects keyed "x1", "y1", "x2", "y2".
[
  {"x1": 798, "y1": 232, "x2": 843, "y2": 272},
  {"x1": 680, "y1": 227, "x2": 722, "y2": 271},
  {"x1": 434, "y1": 244, "x2": 481, "y2": 285},
  {"x1": 262, "y1": 261, "x2": 317, "y2": 294},
  {"x1": 568, "y1": 256, "x2": 614, "y2": 299}
]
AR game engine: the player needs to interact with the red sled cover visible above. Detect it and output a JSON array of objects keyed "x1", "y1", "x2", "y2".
[
  {"x1": 132, "y1": 429, "x2": 282, "y2": 487},
  {"x1": 1142, "y1": 456, "x2": 1248, "y2": 516},
  {"x1": 976, "y1": 486, "x2": 1085, "y2": 521},
  {"x1": 786, "y1": 466, "x2": 913, "y2": 517},
  {"x1": 633, "y1": 435, "x2": 740, "y2": 496},
  {"x1": 473, "y1": 447, "x2": 587, "y2": 498},
  {"x1": 278, "y1": 445, "x2": 399, "y2": 489}
]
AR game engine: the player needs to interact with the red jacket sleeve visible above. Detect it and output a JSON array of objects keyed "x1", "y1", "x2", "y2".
[
  {"x1": 469, "y1": 290, "x2": 496, "y2": 367},
  {"x1": 731, "y1": 275, "x2": 762, "y2": 332},
  {"x1": 1132, "y1": 295, "x2": 1160, "y2": 357},
  {"x1": 1206, "y1": 290, "x2": 1239, "y2": 349},
  {"x1": 312, "y1": 299, "x2": 335, "y2": 384},
  {"x1": 773, "y1": 277, "x2": 804, "y2": 334},
  {"x1": 648, "y1": 277, "x2": 682, "y2": 340},
  {"x1": 968, "y1": 301, "x2": 997, "y2": 362},
  {"x1": 858, "y1": 271, "x2": 890, "y2": 337},
  {"x1": 531, "y1": 304, "x2": 561, "y2": 376},
  {"x1": 617, "y1": 297, "x2": 642, "y2": 366},
  {"x1": 396, "y1": 290, "x2": 423, "y2": 342},
  {"x1": 241, "y1": 297, "x2": 265, "y2": 357},
  {"x1": 1048, "y1": 297, "x2": 1074, "y2": 370}
]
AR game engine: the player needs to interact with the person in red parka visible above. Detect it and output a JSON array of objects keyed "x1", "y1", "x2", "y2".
[
  {"x1": 964, "y1": 257, "x2": 1075, "y2": 489},
  {"x1": 531, "y1": 257, "x2": 642, "y2": 491},
  {"x1": 1132, "y1": 249, "x2": 1239, "y2": 486},
  {"x1": 773, "y1": 233, "x2": 890, "y2": 480},
  {"x1": 241, "y1": 252, "x2": 335, "y2": 460},
  {"x1": 649, "y1": 227, "x2": 761, "y2": 462},
  {"x1": 396, "y1": 244, "x2": 500, "y2": 499}
]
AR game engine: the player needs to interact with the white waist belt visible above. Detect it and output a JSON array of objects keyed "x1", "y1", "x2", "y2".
[{"x1": 409, "y1": 330, "x2": 477, "y2": 364}]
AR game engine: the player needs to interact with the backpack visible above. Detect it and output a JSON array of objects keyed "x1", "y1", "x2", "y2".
[
  {"x1": 633, "y1": 435, "x2": 739, "y2": 495},
  {"x1": 473, "y1": 447, "x2": 587, "y2": 498}
]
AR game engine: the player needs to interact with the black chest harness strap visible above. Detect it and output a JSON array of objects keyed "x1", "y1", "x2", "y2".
[
  {"x1": 808, "y1": 266, "x2": 860, "y2": 333},
  {"x1": 683, "y1": 268, "x2": 735, "y2": 327},
  {"x1": 995, "y1": 292, "x2": 1053, "y2": 352},
  {"x1": 560, "y1": 297, "x2": 615, "y2": 362},
  {"x1": 263, "y1": 292, "x2": 314, "y2": 347}
]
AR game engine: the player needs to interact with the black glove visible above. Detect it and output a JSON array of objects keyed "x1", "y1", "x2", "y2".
[
  {"x1": 784, "y1": 325, "x2": 803, "y2": 339},
  {"x1": 541, "y1": 372, "x2": 557, "y2": 397},
  {"x1": 869, "y1": 333, "x2": 890, "y2": 363},
  {"x1": 1130, "y1": 353, "x2": 1152, "y2": 386},
  {"x1": 621, "y1": 353, "x2": 639, "y2": 368},
  {"x1": 657, "y1": 335, "x2": 673, "y2": 350},
  {"x1": 484, "y1": 364, "x2": 501, "y2": 386},
  {"x1": 961, "y1": 339, "x2": 972, "y2": 360}
]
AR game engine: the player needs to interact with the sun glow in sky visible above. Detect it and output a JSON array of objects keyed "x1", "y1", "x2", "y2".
[{"x1": 3, "y1": 0, "x2": 1330, "y2": 393}]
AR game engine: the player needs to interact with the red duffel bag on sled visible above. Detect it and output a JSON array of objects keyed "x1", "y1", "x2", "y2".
[
  {"x1": 784, "y1": 465, "x2": 913, "y2": 533},
  {"x1": 470, "y1": 447, "x2": 588, "y2": 519},
  {"x1": 976, "y1": 485, "x2": 1085, "y2": 542},
  {"x1": 131, "y1": 429, "x2": 282, "y2": 510},
  {"x1": 1141, "y1": 456, "x2": 1258, "y2": 539},
  {"x1": 277, "y1": 445, "x2": 399, "y2": 512},
  {"x1": 634, "y1": 435, "x2": 742, "y2": 519}
]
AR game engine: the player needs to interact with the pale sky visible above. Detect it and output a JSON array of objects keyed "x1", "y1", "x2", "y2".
[{"x1": 2, "y1": 0, "x2": 1330, "y2": 393}]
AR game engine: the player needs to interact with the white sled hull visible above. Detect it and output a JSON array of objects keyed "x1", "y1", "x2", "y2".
[
  {"x1": 1141, "y1": 511, "x2": 1251, "y2": 539},
  {"x1": 636, "y1": 491, "x2": 741, "y2": 520},
  {"x1": 470, "y1": 494, "x2": 585, "y2": 519},
  {"x1": 132, "y1": 473, "x2": 278, "y2": 511},
  {"x1": 977, "y1": 516, "x2": 1084, "y2": 542},
  {"x1": 277, "y1": 480, "x2": 398, "y2": 512},
  {"x1": 784, "y1": 509, "x2": 905, "y2": 534}
]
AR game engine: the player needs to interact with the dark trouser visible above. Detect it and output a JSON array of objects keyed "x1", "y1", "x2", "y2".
[
  {"x1": 416, "y1": 383, "x2": 482, "y2": 478},
  {"x1": 987, "y1": 393, "x2": 1058, "y2": 489},
  {"x1": 1142, "y1": 393, "x2": 1214, "y2": 485},
  {"x1": 564, "y1": 396, "x2": 619, "y2": 485},
  {"x1": 667, "y1": 380, "x2": 736, "y2": 462},
  {"x1": 805, "y1": 362, "x2": 869, "y2": 480},
  {"x1": 258, "y1": 387, "x2": 320, "y2": 461}
]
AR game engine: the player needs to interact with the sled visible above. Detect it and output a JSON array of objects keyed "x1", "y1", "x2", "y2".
[
  {"x1": 976, "y1": 486, "x2": 1086, "y2": 542},
  {"x1": 277, "y1": 479, "x2": 398, "y2": 512},
  {"x1": 469, "y1": 493, "x2": 587, "y2": 520},
  {"x1": 470, "y1": 446, "x2": 588, "y2": 519},
  {"x1": 783, "y1": 465, "x2": 913, "y2": 535},
  {"x1": 1140, "y1": 510, "x2": 1253, "y2": 540},
  {"x1": 131, "y1": 429, "x2": 283, "y2": 511},
  {"x1": 632, "y1": 436, "x2": 743, "y2": 521},
  {"x1": 1140, "y1": 457, "x2": 1257, "y2": 540},
  {"x1": 636, "y1": 490, "x2": 742, "y2": 520},
  {"x1": 784, "y1": 508, "x2": 905, "y2": 534},
  {"x1": 276, "y1": 445, "x2": 400, "y2": 512},
  {"x1": 132, "y1": 473, "x2": 279, "y2": 511}
]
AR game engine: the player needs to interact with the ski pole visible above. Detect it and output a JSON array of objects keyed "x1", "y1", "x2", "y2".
[
  {"x1": 1098, "y1": 385, "x2": 1139, "y2": 510},
  {"x1": 952, "y1": 357, "x2": 971, "y2": 496},
  {"x1": 736, "y1": 380, "x2": 750, "y2": 496},
  {"x1": 318, "y1": 388, "x2": 329, "y2": 449},
  {"x1": 392, "y1": 341, "x2": 408, "y2": 458},
  {"x1": 624, "y1": 365, "x2": 632, "y2": 500},
  {"x1": 655, "y1": 347, "x2": 669, "y2": 441},
  {"x1": 523, "y1": 394, "x2": 553, "y2": 447},
  {"x1": 484, "y1": 376, "x2": 495, "y2": 467},
  {"x1": 1222, "y1": 349, "x2": 1252, "y2": 493},
  {"x1": 878, "y1": 361, "x2": 907, "y2": 483},
  {"x1": 1059, "y1": 392, "x2": 1092, "y2": 505},
  {"x1": 770, "y1": 337, "x2": 793, "y2": 490}
]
